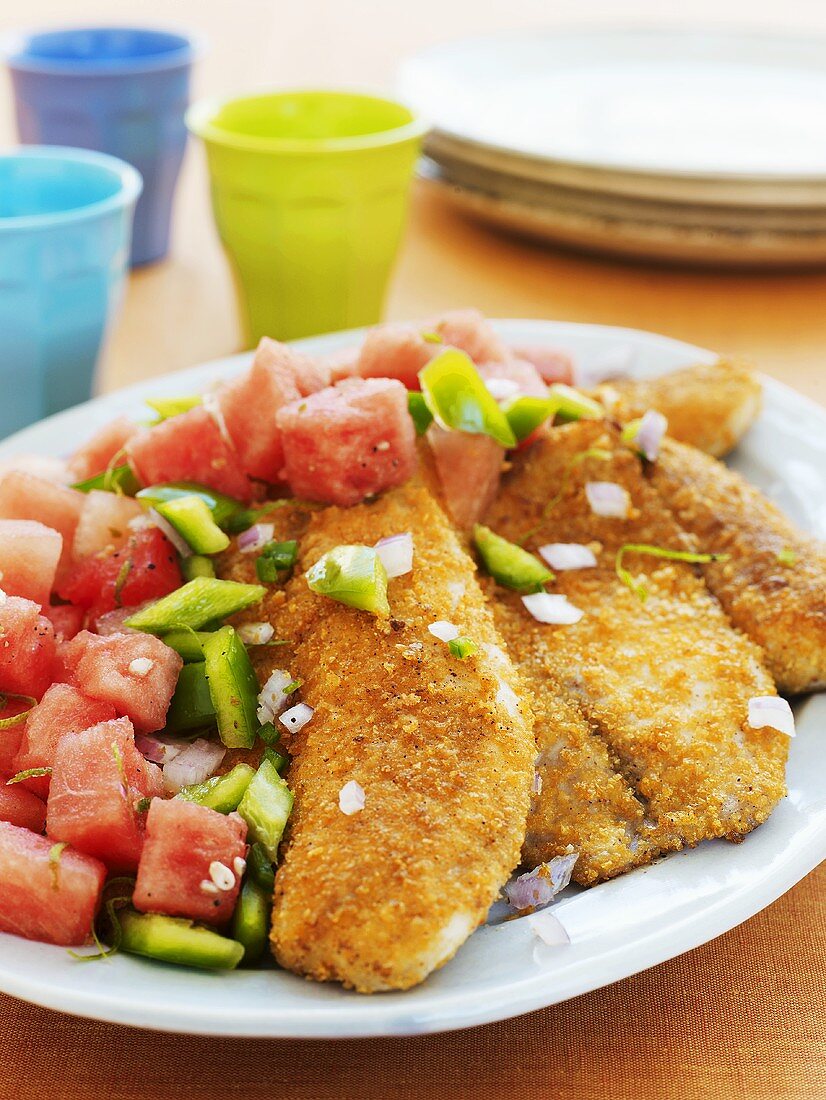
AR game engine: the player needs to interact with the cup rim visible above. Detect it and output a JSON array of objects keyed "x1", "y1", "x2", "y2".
[
  {"x1": 0, "y1": 146, "x2": 143, "y2": 230},
  {"x1": 186, "y1": 88, "x2": 429, "y2": 154},
  {"x1": 4, "y1": 25, "x2": 200, "y2": 75}
]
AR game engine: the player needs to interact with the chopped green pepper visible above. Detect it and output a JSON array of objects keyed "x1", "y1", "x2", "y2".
[
  {"x1": 72, "y1": 463, "x2": 140, "y2": 496},
  {"x1": 502, "y1": 395, "x2": 557, "y2": 442},
  {"x1": 202, "y1": 626, "x2": 260, "y2": 749},
  {"x1": 306, "y1": 545, "x2": 390, "y2": 617},
  {"x1": 176, "y1": 763, "x2": 255, "y2": 813},
  {"x1": 258, "y1": 721, "x2": 280, "y2": 747},
  {"x1": 145, "y1": 395, "x2": 203, "y2": 421},
  {"x1": 448, "y1": 636, "x2": 478, "y2": 659},
  {"x1": 155, "y1": 495, "x2": 230, "y2": 555},
  {"x1": 407, "y1": 391, "x2": 434, "y2": 435},
  {"x1": 117, "y1": 910, "x2": 244, "y2": 970},
  {"x1": 263, "y1": 746, "x2": 289, "y2": 774},
  {"x1": 160, "y1": 626, "x2": 210, "y2": 663},
  {"x1": 547, "y1": 383, "x2": 604, "y2": 423},
  {"x1": 419, "y1": 349, "x2": 517, "y2": 448},
  {"x1": 256, "y1": 540, "x2": 298, "y2": 583},
  {"x1": 124, "y1": 577, "x2": 265, "y2": 633},
  {"x1": 182, "y1": 554, "x2": 216, "y2": 582},
  {"x1": 231, "y1": 878, "x2": 270, "y2": 965},
  {"x1": 136, "y1": 482, "x2": 244, "y2": 530},
  {"x1": 473, "y1": 524, "x2": 554, "y2": 592},
  {"x1": 247, "y1": 841, "x2": 275, "y2": 893},
  {"x1": 237, "y1": 759, "x2": 294, "y2": 864},
  {"x1": 164, "y1": 662, "x2": 216, "y2": 733}
]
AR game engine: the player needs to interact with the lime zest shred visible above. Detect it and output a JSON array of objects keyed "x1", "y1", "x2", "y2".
[
  {"x1": 6, "y1": 766, "x2": 51, "y2": 785},
  {"x1": 421, "y1": 331, "x2": 443, "y2": 344},
  {"x1": 520, "y1": 447, "x2": 613, "y2": 544},
  {"x1": 283, "y1": 679, "x2": 302, "y2": 696},
  {"x1": 49, "y1": 842, "x2": 68, "y2": 891},
  {"x1": 111, "y1": 741, "x2": 129, "y2": 797},
  {"x1": 777, "y1": 548, "x2": 798, "y2": 567},
  {"x1": 113, "y1": 558, "x2": 133, "y2": 607},
  {"x1": 0, "y1": 693, "x2": 37, "y2": 731},
  {"x1": 615, "y1": 543, "x2": 731, "y2": 603}
]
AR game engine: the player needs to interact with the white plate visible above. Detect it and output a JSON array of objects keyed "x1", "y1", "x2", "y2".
[
  {"x1": 399, "y1": 29, "x2": 826, "y2": 207},
  {"x1": 0, "y1": 320, "x2": 823, "y2": 1037}
]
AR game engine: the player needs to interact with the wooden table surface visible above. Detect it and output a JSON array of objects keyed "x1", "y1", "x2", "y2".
[{"x1": 1, "y1": 3, "x2": 824, "y2": 1098}]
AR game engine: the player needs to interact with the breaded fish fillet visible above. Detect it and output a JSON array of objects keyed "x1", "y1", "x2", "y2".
[
  {"x1": 268, "y1": 484, "x2": 535, "y2": 992},
  {"x1": 484, "y1": 422, "x2": 788, "y2": 881},
  {"x1": 650, "y1": 439, "x2": 826, "y2": 694},
  {"x1": 594, "y1": 359, "x2": 762, "y2": 457}
]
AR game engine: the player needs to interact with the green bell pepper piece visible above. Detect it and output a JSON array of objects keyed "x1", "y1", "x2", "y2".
[
  {"x1": 136, "y1": 482, "x2": 245, "y2": 530},
  {"x1": 145, "y1": 395, "x2": 203, "y2": 421},
  {"x1": 231, "y1": 879, "x2": 271, "y2": 966},
  {"x1": 164, "y1": 662, "x2": 216, "y2": 733},
  {"x1": 176, "y1": 762, "x2": 256, "y2": 813},
  {"x1": 256, "y1": 540, "x2": 298, "y2": 583},
  {"x1": 419, "y1": 349, "x2": 516, "y2": 448},
  {"x1": 305, "y1": 545, "x2": 389, "y2": 617},
  {"x1": 238, "y1": 759, "x2": 293, "y2": 865},
  {"x1": 263, "y1": 746, "x2": 289, "y2": 774},
  {"x1": 124, "y1": 577, "x2": 265, "y2": 633},
  {"x1": 118, "y1": 910, "x2": 244, "y2": 970},
  {"x1": 502, "y1": 395, "x2": 557, "y2": 442},
  {"x1": 181, "y1": 555, "x2": 216, "y2": 582},
  {"x1": 407, "y1": 391, "x2": 434, "y2": 435},
  {"x1": 72, "y1": 463, "x2": 140, "y2": 496},
  {"x1": 160, "y1": 626, "x2": 210, "y2": 663},
  {"x1": 548, "y1": 383, "x2": 604, "y2": 423},
  {"x1": 473, "y1": 524, "x2": 554, "y2": 592},
  {"x1": 202, "y1": 626, "x2": 260, "y2": 749},
  {"x1": 247, "y1": 841, "x2": 275, "y2": 893},
  {"x1": 155, "y1": 495, "x2": 230, "y2": 555}
]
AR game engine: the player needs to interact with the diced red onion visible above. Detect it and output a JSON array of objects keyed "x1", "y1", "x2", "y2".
[
  {"x1": 147, "y1": 508, "x2": 192, "y2": 558},
  {"x1": 134, "y1": 733, "x2": 189, "y2": 765},
  {"x1": 532, "y1": 771, "x2": 543, "y2": 795},
  {"x1": 238, "y1": 523, "x2": 275, "y2": 554},
  {"x1": 528, "y1": 909, "x2": 571, "y2": 947},
  {"x1": 538, "y1": 542, "x2": 598, "y2": 571},
  {"x1": 585, "y1": 481, "x2": 630, "y2": 519},
  {"x1": 339, "y1": 780, "x2": 365, "y2": 815},
  {"x1": 374, "y1": 533, "x2": 414, "y2": 579},
  {"x1": 505, "y1": 853, "x2": 579, "y2": 912},
  {"x1": 237, "y1": 621, "x2": 274, "y2": 646},
  {"x1": 632, "y1": 410, "x2": 668, "y2": 462},
  {"x1": 428, "y1": 620, "x2": 459, "y2": 643},
  {"x1": 748, "y1": 695, "x2": 796, "y2": 737},
  {"x1": 485, "y1": 377, "x2": 521, "y2": 402},
  {"x1": 162, "y1": 738, "x2": 226, "y2": 793},
  {"x1": 521, "y1": 592, "x2": 584, "y2": 625},
  {"x1": 257, "y1": 669, "x2": 293, "y2": 724},
  {"x1": 575, "y1": 345, "x2": 634, "y2": 388},
  {"x1": 95, "y1": 603, "x2": 152, "y2": 635},
  {"x1": 278, "y1": 702, "x2": 314, "y2": 733}
]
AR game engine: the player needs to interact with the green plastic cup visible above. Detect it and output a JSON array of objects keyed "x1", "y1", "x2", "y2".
[{"x1": 187, "y1": 90, "x2": 426, "y2": 344}]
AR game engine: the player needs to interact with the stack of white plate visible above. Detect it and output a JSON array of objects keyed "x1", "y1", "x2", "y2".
[{"x1": 398, "y1": 28, "x2": 826, "y2": 267}]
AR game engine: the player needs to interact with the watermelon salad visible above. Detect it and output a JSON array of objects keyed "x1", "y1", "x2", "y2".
[{"x1": 0, "y1": 309, "x2": 581, "y2": 971}]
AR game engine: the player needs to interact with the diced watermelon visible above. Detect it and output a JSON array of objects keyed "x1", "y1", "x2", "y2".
[
  {"x1": 432, "y1": 309, "x2": 508, "y2": 365},
  {"x1": 356, "y1": 324, "x2": 436, "y2": 390},
  {"x1": 0, "y1": 453, "x2": 70, "y2": 485},
  {"x1": 57, "y1": 527, "x2": 182, "y2": 628},
  {"x1": 510, "y1": 345, "x2": 574, "y2": 385},
  {"x1": 0, "y1": 472, "x2": 84, "y2": 577},
  {"x1": 72, "y1": 490, "x2": 143, "y2": 560},
  {"x1": 0, "y1": 780, "x2": 47, "y2": 832},
  {"x1": 324, "y1": 346, "x2": 360, "y2": 382},
  {"x1": 426, "y1": 424, "x2": 504, "y2": 529},
  {"x1": 13, "y1": 683, "x2": 117, "y2": 798},
  {"x1": 133, "y1": 798, "x2": 247, "y2": 926},
  {"x1": 0, "y1": 596, "x2": 56, "y2": 698},
  {"x1": 277, "y1": 378, "x2": 417, "y2": 506},
  {"x1": 62, "y1": 631, "x2": 183, "y2": 733},
  {"x1": 218, "y1": 338, "x2": 331, "y2": 485},
  {"x1": 67, "y1": 416, "x2": 138, "y2": 482},
  {"x1": 477, "y1": 358, "x2": 548, "y2": 400},
  {"x1": 0, "y1": 519, "x2": 62, "y2": 606},
  {"x1": 47, "y1": 717, "x2": 163, "y2": 872},
  {"x1": 42, "y1": 603, "x2": 85, "y2": 642},
  {"x1": 0, "y1": 820, "x2": 106, "y2": 945},
  {"x1": 126, "y1": 406, "x2": 253, "y2": 502}
]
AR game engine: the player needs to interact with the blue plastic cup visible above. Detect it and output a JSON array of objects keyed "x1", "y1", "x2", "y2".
[
  {"x1": 0, "y1": 146, "x2": 141, "y2": 439},
  {"x1": 7, "y1": 27, "x2": 194, "y2": 266}
]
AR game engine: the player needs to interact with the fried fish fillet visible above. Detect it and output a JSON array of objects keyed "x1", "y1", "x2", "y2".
[
  {"x1": 484, "y1": 422, "x2": 789, "y2": 882},
  {"x1": 650, "y1": 438, "x2": 826, "y2": 694},
  {"x1": 594, "y1": 359, "x2": 762, "y2": 457},
  {"x1": 267, "y1": 484, "x2": 535, "y2": 992}
]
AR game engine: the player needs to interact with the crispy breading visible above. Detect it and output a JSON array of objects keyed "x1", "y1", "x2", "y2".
[
  {"x1": 265, "y1": 484, "x2": 535, "y2": 992},
  {"x1": 649, "y1": 438, "x2": 826, "y2": 694},
  {"x1": 484, "y1": 422, "x2": 788, "y2": 881},
  {"x1": 594, "y1": 359, "x2": 762, "y2": 457}
]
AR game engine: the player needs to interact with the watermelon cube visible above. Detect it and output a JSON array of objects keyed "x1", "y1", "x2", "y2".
[
  {"x1": 67, "y1": 416, "x2": 138, "y2": 482},
  {"x1": 42, "y1": 603, "x2": 85, "y2": 642},
  {"x1": 0, "y1": 519, "x2": 62, "y2": 606},
  {"x1": 0, "y1": 781, "x2": 47, "y2": 833},
  {"x1": 62, "y1": 631, "x2": 183, "y2": 733},
  {"x1": 126, "y1": 406, "x2": 253, "y2": 502},
  {"x1": 0, "y1": 472, "x2": 84, "y2": 577},
  {"x1": 218, "y1": 338, "x2": 331, "y2": 485},
  {"x1": 356, "y1": 323, "x2": 436, "y2": 390},
  {"x1": 72, "y1": 490, "x2": 143, "y2": 560},
  {"x1": 47, "y1": 717, "x2": 163, "y2": 872},
  {"x1": 277, "y1": 378, "x2": 417, "y2": 506},
  {"x1": 0, "y1": 595, "x2": 56, "y2": 698},
  {"x1": 477, "y1": 357, "x2": 548, "y2": 400},
  {"x1": 133, "y1": 798, "x2": 247, "y2": 926},
  {"x1": 324, "y1": 346, "x2": 360, "y2": 383},
  {"x1": 14, "y1": 683, "x2": 116, "y2": 798},
  {"x1": 431, "y1": 309, "x2": 508, "y2": 365},
  {"x1": 426, "y1": 424, "x2": 504, "y2": 529},
  {"x1": 0, "y1": 821, "x2": 106, "y2": 945},
  {"x1": 57, "y1": 527, "x2": 182, "y2": 628},
  {"x1": 509, "y1": 345, "x2": 574, "y2": 385}
]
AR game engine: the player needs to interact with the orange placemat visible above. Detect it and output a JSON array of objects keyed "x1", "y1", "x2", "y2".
[{"x1": 0, "y1": 862, "x2": 823, "y2": 1100}]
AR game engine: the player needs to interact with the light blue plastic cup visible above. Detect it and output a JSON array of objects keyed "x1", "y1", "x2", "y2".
[
  {"x1": 0, "y1": 146, "x2": 141, "y2": 439},
  {"x1": 7, "y1": 27, "x2": 194, "y2": 266}
]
